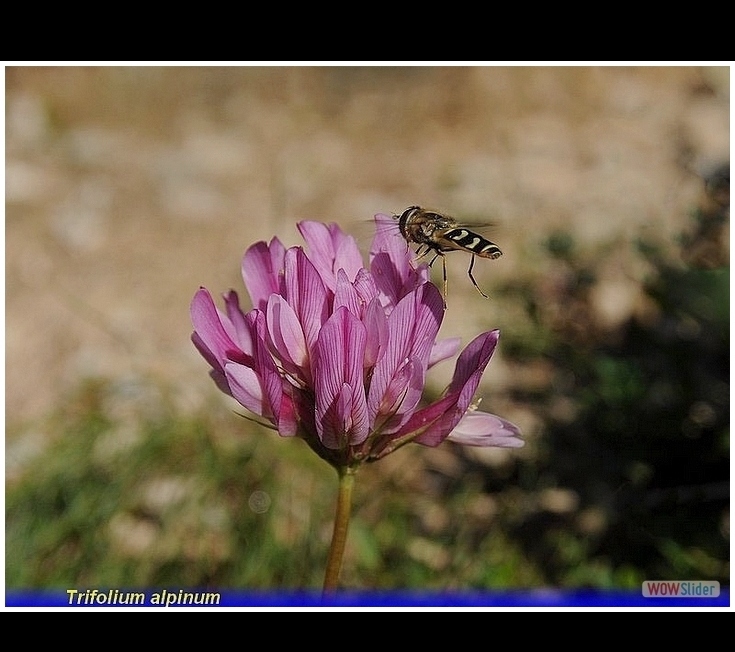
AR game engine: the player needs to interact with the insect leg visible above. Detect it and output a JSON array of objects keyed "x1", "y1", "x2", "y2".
[
  {"x1": 414, "y1": 245, "x2": 430, "y2": 261},
  {"x1": 467, "y1": 254, "x2": 489, "y2": 299},
  {"x1": 420, "y1": 250, "x2": 448, "y2": 307},
  {"x1": 441, "y1": 253, "x2": 448, "y2": 308}
]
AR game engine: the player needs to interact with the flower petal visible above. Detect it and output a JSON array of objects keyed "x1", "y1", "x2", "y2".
[
  {"x1": 225, "y1": 362, "x2": 270, "y2": 418},
  {"x1": 367, "y1": 283, "x2": 443, "y2": 424},
  {"x1": 266, "y1": 294, "x2": 310, "y2": 382},
  {"x1": 447, "y1": 329, "x2": 500, "y2": 396},
  {"x1": 429, "y1": 337, "x2": 461, "y2": 368},
  {"x1": 362, "y1": 297, "x2": 388, "y2": 369},
  {"x1": 190, "y1": 287, "x2": 243, "y2": 372},
  {"x1": 389, "y1": 392, "x2": 457, "y2": 445},
  {"x1": 223, "y1": 290, "x2": 253, "y2": 353},
  {"x1": 275, "y1": 387, "x2": 299, "y2": 437},
  {"x1": 446, "y1": 411, "x2": 524, "y2": 448},
  {"x1": 192, "y1": 217, "x2": 523, "y2": 467},
  {"x1": 248, "y1": 310, "x2": 286, "y2": 418},
  {"x1": 372, "y1": 356, "x2": 425, "y2": 434},
  {"x1": 333, "y1": 268, "x2": 361, "y2": 316},
  {"x1": 297, "y1": 221, "x2": 363, "y2": 290},
  {"x1": 352, "y1": 267, "x2": 379, "y2": 309},
  {"x1": 370, "y1": 212, "x2": 428, "y2": 308},
  {"x1": 283, "y1": 247, "x2": 330, "y2": 353},
  {"x1": 242, "y1": 237, "x2": 286, "y2": 312},
  {"x1": 222, "y1": 310, "x2": 286, "y2": 427},
  {"x1": 409, "y1": 283, "x2": 445, "y2": 362},
  {"x1": 314, "y1": 307, "x2": 369, "y2": 449},
  {"x1": 332, "y1": 230, "x2": 365, "y2": 284},
  {"x1": 410, "y1": 330, "x2": 500, "y2": 447}
]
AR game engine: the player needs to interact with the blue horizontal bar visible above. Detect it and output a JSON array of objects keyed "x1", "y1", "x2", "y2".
[{"x1": 5, "y1": 588, "x2": 730, "y2": 608}]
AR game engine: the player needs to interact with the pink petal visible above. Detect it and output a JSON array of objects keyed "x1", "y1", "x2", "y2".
[
  {"x1": 190, "y1": 288, "x2": 242, "y2": 371},
  {"x1": 429, "y1": 337, "x2": 461, "y2": 368},
  {"x1": 352, "y1": 268, "x2": 379, "y2": 309},
  {"x1": 220, "y1": 310, "x2": 287, "y2": 427},
  {"x1": 370, "y1": 213, "x2": 428, "y2": 308},
  {"x1": 225, "y1": 362, "x2": 270, "y2": 418},
  {"x1": 409, "y1": 283, "x2": 444, "y2": 363},
  {"x1": 411, "y1": 330, "x2": 501, "y2": 447},
  {"x1": 275, "y1": 389, "x2": 299, "y2": 437},
  {"x1": 248, "y1": 310, "x2": 285, "y2": 419},
  {"x1": 283, "y1": 247, "x2": 329, "y2": 352},
  {"x1": 446, "y1": 411, "x2": 523, "y2": 447},
  {"x1": 314, "y1": 307, "x2": 369, "y2": 449},
  {"x1": 391, "y1": 393, "x2": 458, "y2": 445},
  {"x1": 332, "y1": 229, "x2": 365, "y2": 284},
  {"x1": 371, "y1": 356, "x2": 425, "y2": 434},
  {"x1": 367, "y1": 284, "x2": 443, "y2": 423},
  {"x1": 334, "y1": 268, "x2": 380, "y2": 321},
  {"x1": 296, "y1": 222, "x2": 335, "y2": 286},
  {"x1": 333, "y1": 268, "x2": 361, "y2": 316},
  {"x1": 322, "y1": 383, "x2": 367, "y2": 448},
  {"x1": 242, "y1": 237, "x2": 286, "y2": 311},
  {"x1": 448, "y1": 329, "x2": 500, "y2": 396},
  {"x1": 362, "y1": 297, "x2": 388, "y2": 369},
  {"x1": 266, "y1": 294, "x2": 310, "y2": 382},
  {"x1": 223, "y1": 290, "x2": 253, "y2": 353},
  {"x1": 297, "y1": 221, "x2": 363, "y2": 291},
  {"x1": 191, "y1": 333, "x2": 225, "y2": 381}
]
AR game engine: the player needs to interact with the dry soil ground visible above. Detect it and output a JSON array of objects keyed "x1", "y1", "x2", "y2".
[{"x1": 5, "y1": 66, "x2": 729, "y2": 440}]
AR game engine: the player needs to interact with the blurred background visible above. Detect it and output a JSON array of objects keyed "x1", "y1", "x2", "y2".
[{"x1": 5, "y1": 65, "x2": 729, "y2": 592}]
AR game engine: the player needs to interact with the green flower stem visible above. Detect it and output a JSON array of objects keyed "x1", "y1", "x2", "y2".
[{"x1": 322, "y1": 466, "x2": 357, "y2": 593}]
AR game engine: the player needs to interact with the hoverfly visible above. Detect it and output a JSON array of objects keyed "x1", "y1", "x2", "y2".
[{"x1": 394, "y1": 205, "x2": 502, "y2": 306}]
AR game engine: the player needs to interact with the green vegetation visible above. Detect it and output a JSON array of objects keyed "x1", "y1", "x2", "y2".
[
  {"x1": 6, "y1": 380, "x2": 538, "y2": 589},
  {"x1": 7, "y1": 177, "x2": 729, "y2": 591}
]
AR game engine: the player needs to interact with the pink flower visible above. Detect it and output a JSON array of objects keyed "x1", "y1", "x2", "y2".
[{"x1": 190, "y1": 214, "x2": 522, "y2": 469}]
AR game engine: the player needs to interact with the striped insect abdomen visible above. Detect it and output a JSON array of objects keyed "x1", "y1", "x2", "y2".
[{"x1": 440, "y1": 228, "x2": 502, "y2": 259}]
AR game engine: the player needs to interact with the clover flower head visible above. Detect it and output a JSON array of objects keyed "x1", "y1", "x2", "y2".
[{"x1": 191, "y1": 214, "x2": 522, "y2": 469}]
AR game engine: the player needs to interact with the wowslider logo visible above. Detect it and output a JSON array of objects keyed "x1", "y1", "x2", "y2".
[{"x1": 642, "y1": 581, "x2": 720, "y2": 598}]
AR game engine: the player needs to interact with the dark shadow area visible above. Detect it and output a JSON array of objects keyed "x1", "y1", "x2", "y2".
[{"x1": 477, "y1": 164, "x2": 729, "y2": 585}]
